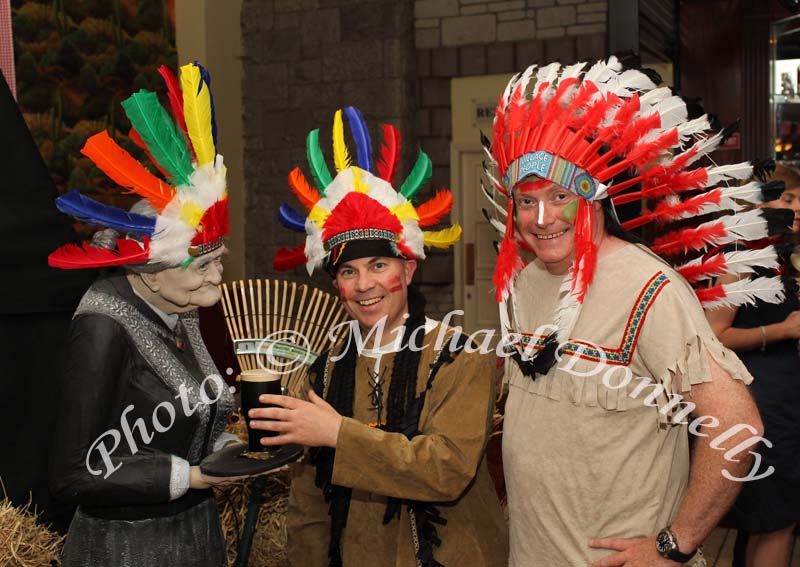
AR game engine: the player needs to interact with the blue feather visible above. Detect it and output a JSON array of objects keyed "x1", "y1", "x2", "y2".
[
  {"x1": 56, "y1": 190, "x2": 156, "y2": 235},
  {"x1": 278, "y1": 203, "x2": 307, "y2": 232},
  {"x1": 193, "y1": 61, "x2": 217, "y2": 147},
  {"x1": 344, "y1": 106, "x2": 372, "y2": 172}
]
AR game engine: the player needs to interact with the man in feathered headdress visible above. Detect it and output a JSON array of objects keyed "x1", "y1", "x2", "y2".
[
  {"x1": 249, "y1": 107, "x2": 508, "y2": 567},
  {"x1": 482, "y1": 57, "x2": 785, "y2": 566},
  {"x1": 48, "y1": 62, "x2": 242, "y2": 566}
]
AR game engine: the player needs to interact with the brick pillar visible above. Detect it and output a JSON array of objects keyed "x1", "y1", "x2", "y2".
[{"x1": 241, "y1": 0, "x2": 416, "y2": 290}]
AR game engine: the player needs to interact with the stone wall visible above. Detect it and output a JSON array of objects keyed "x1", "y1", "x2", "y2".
[
  {"x1": 241, "y1": 0, "x2": 417, "y2": 293},
  {"x1": 415, "y1": 0, "x2": 607, "y2": 49}
]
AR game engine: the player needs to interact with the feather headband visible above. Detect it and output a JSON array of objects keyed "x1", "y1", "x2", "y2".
[
  {"x1": 49, "y1": 61, "x2": 229, "y2": 270},
  {"x1": 274, "y1": 106, "x2": 462, "y2": 275}
]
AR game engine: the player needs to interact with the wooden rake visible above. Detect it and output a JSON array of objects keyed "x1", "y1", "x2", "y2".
[{"x1": 220, "y1": 278, "x2": 348, "y2": 387}]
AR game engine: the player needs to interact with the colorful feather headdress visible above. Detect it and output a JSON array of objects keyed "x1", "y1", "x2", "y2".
[
  {"x1": 274, "y1": 106, "x2": 462, "y2": 274},
  {"x1": 48, "y1": 61, "x2": 229, "y2": 270},
  {"x1": 483, "y1": 57, "x2": 793, "y2": 358}
]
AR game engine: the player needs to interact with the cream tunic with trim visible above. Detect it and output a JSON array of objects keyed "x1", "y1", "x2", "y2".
[
  {"x1": 286, "y1": 322, "x2": 508, "y2": 567},
  {"x1": 503, "y1": 243, "x2": 751, "y2": 567}
]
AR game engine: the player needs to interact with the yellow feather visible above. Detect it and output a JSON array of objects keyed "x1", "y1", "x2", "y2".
[
  {"x1": 180, "y1": 201, "x2": 205, "y2": 227},
  {"x1": 308, "y1": 204, "x2": 330, "y2": 226},
  {"x1": 332, "y1": 109, "x2": 350, "y2": 173},
  {"x1": 391, "y1": 201, "x2": 419, "y2": 223},
  {"x1": 423, "y1": 224, "x2": 462, "y2": 249},
  {"x1": 180, "y1": 64, "x2": 215, "y2": 166},
  {"x1": 352, "y1": 168, "x2": 369, "y2": 193}
]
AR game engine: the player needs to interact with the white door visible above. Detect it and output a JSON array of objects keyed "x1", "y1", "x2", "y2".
[{"x1": 451, "y1": 74, "x2": 513, "y2": 334}]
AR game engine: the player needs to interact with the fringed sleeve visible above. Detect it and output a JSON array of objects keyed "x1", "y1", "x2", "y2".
[{"x1": 636, "y1": 273, "x2": 752, "y2": 401}]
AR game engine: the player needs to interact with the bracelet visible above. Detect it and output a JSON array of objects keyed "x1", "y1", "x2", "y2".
[{"x1": 760, "y1": 325, "x2": 767, "y2": 352}]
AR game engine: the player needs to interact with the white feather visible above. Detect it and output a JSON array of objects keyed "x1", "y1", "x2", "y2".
[
  {"x1": 481, "y1": 181, "x2": 507, "y2": 218},
  {"x1": 705, "y1": 162, "x2": 754, "y2": 185},
  {"x1": 650, "y1": 96, "x2": 687, "y2": 130},
  {"x1": 678, "y1": 246, "x2": 779, "y2": 282},
  {"x1": 683, "y1": 131, "x2": 723, "y2": 166},
  {"x1": 609, "y1": 69, "x2": 657, "y2": 96},
  {"x1": 639, "y1": 86, "x2": 672, "y2": 108},
  {"x1": 677, "y1": 116, "x2": 711, "y2": 142},
  {"x1": 724, "y1": 247, "x2": 780, "y2": 276},
  {"x1": 484, "y1": 168, "x2": 505, "y2": 193},
  {"x1": 719, "y1": 209, "x2": 770, "y2": 242},
  {"x1": 719, "y1": 181, "x2": 766, "y2": 205},
  {"x1": 552, "y1": 270, "x2": 582, "y2": 345},
  {"x1": 560, "y1": 61, "x2": 586, "y2": 81},
  {"x1": 533, "y1": 62, "x2": 561, "y2": 97},
  {"x1": 515, "y1": 64, "x2": 538, "y2": 102},
  {"x1": 583, "y1": 56, "x2": 619, "y2": 85},
  {"x1": 702, "y1": 276, "x2": 786, "y2": 310},
  {"x1": 489, "y1": 217, "x2": 506, "y2": 234},
  {"x1": 500, "y1": 73, "x2": 519, "y2": 112}
]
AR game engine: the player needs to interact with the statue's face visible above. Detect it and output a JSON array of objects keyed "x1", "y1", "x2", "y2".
[{"x1": 154, "y1": 246, "x2": 227, "y2": 313}]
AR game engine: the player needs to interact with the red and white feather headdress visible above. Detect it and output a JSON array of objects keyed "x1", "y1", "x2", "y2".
[
  {"x1": 484, "y1": 57, "x2": 792, "y2": 346},
  {"x1": 49, "y1": 62, "x2": 228, "y2": 270}
]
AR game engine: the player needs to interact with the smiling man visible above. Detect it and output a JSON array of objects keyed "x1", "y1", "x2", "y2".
[
  {"x1": 256, "y1": 107, "x2": 508, "y2": 567},
  {"x1": 483, "y1": 59, "x2": 781, "y2": 567}
]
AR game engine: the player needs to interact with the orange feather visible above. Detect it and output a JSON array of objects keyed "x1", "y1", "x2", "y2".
[
  {"x1": 81, "y1": 131, "x2": 174, "y2": 211},
  {"x1": 288, "y1": 167, "x2": 321, "y2": 211},
  {"x1": 415, "y1": 189, "x2": 454, "y2": 227}
]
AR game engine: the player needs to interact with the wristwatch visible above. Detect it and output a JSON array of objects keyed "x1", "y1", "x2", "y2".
[{"x1": 655, "y1": 527, "x2": 697, "y2": 563}]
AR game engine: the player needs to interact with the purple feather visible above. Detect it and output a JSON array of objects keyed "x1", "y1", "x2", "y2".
[
  {"x1": 344, "y1": 106, "x2": 372, "y2": 172},
  {"x1": 193, "y1": 61, "x2": 217, "y2": 147},
  {"x1": 56, "y1": 190, "x2": 156, "y2": 235},
  {"x1": 278, "y1": 203, "x2": 307, "y2": 232}
]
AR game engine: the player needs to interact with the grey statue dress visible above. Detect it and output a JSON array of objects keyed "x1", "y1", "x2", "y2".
[{"x1": 50, "y1": 274, "x2": 234, "y2": 566}]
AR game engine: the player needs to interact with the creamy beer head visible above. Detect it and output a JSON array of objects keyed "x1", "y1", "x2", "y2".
[{"x1": 239, "y1": 368, "x2": 281, "y2": 383}]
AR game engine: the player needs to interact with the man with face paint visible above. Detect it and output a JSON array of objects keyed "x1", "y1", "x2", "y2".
[
  {"x1": 48, "y1": 63, "x2": 241, "y2": 567},
  {"x1": 252, "y1": 107, "x2": 508, "y2": 567},
  {"x1": 484, "y1": 59, "x2": 781, "y2": 567}
]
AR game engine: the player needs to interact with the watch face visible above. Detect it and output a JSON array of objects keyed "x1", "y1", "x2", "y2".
[{"x1": 655, "y1": 531, "x2": 672, "y2": 553}]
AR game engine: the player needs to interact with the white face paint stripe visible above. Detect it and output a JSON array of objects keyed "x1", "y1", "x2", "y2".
[{"x1": 537, "y1": 200, "x2": 545, "y2": 225}]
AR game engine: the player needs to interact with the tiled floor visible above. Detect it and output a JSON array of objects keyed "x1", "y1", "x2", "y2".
[{"x1": 702, "y1": 528, "x2": 800, "y2": 566}]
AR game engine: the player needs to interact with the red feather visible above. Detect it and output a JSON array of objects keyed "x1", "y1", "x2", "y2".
[
  {"x1": 191, "y1": 198, "x2": 229, "y2": 247},
  {"x1": 571, "y1": 199, "x2": 597, "y2": 303},
  {"x1": 81, "y1": 131, "x2": 174, "y2": 211},
  {"x1": 129, "y1": 128, "x2": 171, "y2": 179},
  {"x1": 415, "y1": 190, "x2": 454, "y2": 227},
  {"x1": 288, "y1": 167, "x2": 321, "y2": 211},
  {"x1": 48, "y1": 238, "x2": 150, "y2": 269},
  {"x1": 694, "y1": 284, "x2": 727, "y2": 305},
  {"x1": 613, "y1": 168, "x2": 708, "y2": 205},
  {"x1": 158, "y1": 65, "x2": 188, "y2": 135},
  {"x1": 677, "y1": 253, "x2": 727, "y2": 284},
  {"x1": 651, "y1": 222, "x2": 728, "y2": 256},
  {"x1": 622, "y1": 190, "x2": 723, "y2": 230},
  {"x1": 376, "y1": 124, "x2": 400, "y2": 185},
  {"x1": 493, "y1": 201, "x2": 525, "y2": 302},
  {"x1": 273, "y1": 245, "x2": 307, "y2": 271}
]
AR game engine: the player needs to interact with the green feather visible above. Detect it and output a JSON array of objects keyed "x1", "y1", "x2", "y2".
[
  {"x1": 121, "y1": 91, "x2": 193, "y2": 186},
  {"x1": 306, "y1": 129, "x2": 333, "y2": 194},
  {"x1": 399, "y1": 151, "x2": 432, "y2": 200}
]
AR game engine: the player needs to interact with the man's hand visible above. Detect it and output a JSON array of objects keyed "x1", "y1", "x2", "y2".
[
  {"x1": 588, "y1": 537, "x2": 682, "y2": 567},
  {"x1": 248, "y1": 391, "x2": 343, "y2": 448}
]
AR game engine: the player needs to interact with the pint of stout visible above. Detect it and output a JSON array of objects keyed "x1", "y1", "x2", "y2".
[{"x1": 240, "y1": 368, "x2": 282, "y2": 453}]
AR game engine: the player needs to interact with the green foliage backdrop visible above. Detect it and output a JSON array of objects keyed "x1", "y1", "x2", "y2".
[{"x1": 12, "y1": 0, "x2": 177, "y2": 213}]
